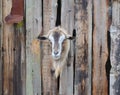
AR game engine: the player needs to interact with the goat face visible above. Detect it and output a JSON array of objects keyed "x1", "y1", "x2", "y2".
[
  {"x1": 38, "y1": 27, "x2": 75, "y2": 60},
  {"x1": 49, "y1": 31, "x2": 66, "y2": 60}
]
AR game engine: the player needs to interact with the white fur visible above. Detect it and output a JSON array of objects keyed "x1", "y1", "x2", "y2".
[{"x1": 43, "y1": 27, "x2": 71, "y2": 78}]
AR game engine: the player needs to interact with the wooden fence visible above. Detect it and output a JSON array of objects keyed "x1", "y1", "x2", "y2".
[{"x1": 0, "y1": 0, "x2": 120, "y2": 95}]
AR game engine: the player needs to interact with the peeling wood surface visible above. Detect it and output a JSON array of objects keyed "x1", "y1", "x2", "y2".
[
  {"x1": 74, "y1": 0, "x2": 92, "y2": 95},
  {"x1": 93, "y1": 0, "x2": 108, "y2": 95},
  {"x1": 110, "y1": 1, "x2": 120, "y2": 95}
]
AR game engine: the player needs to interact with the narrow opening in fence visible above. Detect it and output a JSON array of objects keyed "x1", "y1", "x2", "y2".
[
  {"x1": 42, "y1": 0, "x2": 43, "y2": 26},
  {"x1": 105, "y1": 2, "x2": 112, "y2": 94},
  {"x1": 106, "y1": 30, "x2": 111, "y2": 95},
  {"x1": 55, "y1": 0, "x2": 61, "y2": 26}
]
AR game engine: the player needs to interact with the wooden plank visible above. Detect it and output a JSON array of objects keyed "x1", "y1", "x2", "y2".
[
  {"x1": 59, "y1": 0, "x2": 74, "y2": 95},
  {"x1": 32, "y1": 0, "x2": 42, "y2": 95},
  {"x1": 88, "y1": 0, "x2": 92, "y2": 94},
  {"x1": 2, "y1": 0, "x2": 14, "y2": 95},
  {"x1": 0, "y1": 0, "x2": 2, "y2": 94},
  {"x1": 26, "y1": 0, "x2": 42, "y2": 95},
  {"x1": 12, "y1": 24, "x2": 25, "y2": 95},
  {"x1": 42, "y1": 0, "x2": 60, "y2": 94},
  {"x1": 93, "y1": 0, "x2": 108, "y2": 95},
  {"x1": 26, "y1": 0, "x2": 34, "y2": 95},
  {"x1": 74, "y1": 0, "x2": 92, "y2": 95},
  {"x1": 20, "y1": 26, "x2": 26, "y2": 95},
  {"x1": 110, "y1": 1, "x2": 120, "y2": 95},
  {"x1": 13, "y1": 26, "x2": 22, "y2": 95}
]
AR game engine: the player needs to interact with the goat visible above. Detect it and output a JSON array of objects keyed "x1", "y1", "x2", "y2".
[{"x1": 38, "y1": 26, "x2": 75, "y2": 78}]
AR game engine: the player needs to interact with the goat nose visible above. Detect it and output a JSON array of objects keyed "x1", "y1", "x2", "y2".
[{"x1": 54, "y1": 51, "x2": 58, "y2": 55}]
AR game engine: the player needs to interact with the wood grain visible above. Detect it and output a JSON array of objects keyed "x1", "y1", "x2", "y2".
[
  {"x1": 59, "y1": 0, "x2": 74, "y2": 95},
  {"x1": 26, "y1": 0, "x2": 42, "y2": 95},
  {"x1": 0, "y1": 0, "x2": 2, "y2": 94},
  {"x1": 2, "y1": 0, "x2": 14, "y2": 95},
  {"x1": 74, "y1": 0, "x2": 92, "y2": 95},
  {"x1": 93, "y1": 0, "x2": 108, "y2": 95},
  {"x1": 110, "y1": 1, "x2": 120, "y2": 95}
]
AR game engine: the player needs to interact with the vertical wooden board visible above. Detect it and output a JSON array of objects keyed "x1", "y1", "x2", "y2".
[
  {"x1": 2, "y1": 0, "x2": 14, "y2": 95},
  {"x1": 13, "y1": 24, "x2": 25, "y2": 95},
  {"x1": 20, "y1": 26, "x2": 26, "y2": 95},
  {"x1": 13, "y1": 27, "x2": 22, "y2": 95},
  {"x1": 0, "y1": 0, "x2": 2, "y2": 94},
  {"x1": 74, "y1": 0, "x2": 92, "y2": 95},
  {"x1": 26, "y1": 0, "x2": 42, "y2": 95},
  {"x1": 26, "y1": 0, "x2": 34, "y2": 95},
  {"x1": 93, "y1": 0, "x2": 108, "y2": 95},
  {"x1": 42, "y1": 0, "x2": 59, "y2": 94},
  {"x1": 110, "y1": 1, "x2": 120, "y2": 95},
  {"x1": 32, "y1": 0, "x2": 42, "y2": 95},
  {"x1": 60, "y1": 0, "x2": 74, "y2": 95},
  {"x1": 42, "y1": 1, "x2": 51, "y2": 94},
  {"x1": 88, "y1": 0, "x2": 92, "y2": 94}
]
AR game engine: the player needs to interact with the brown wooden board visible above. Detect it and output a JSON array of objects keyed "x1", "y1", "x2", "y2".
[
  {"x1": 93, "y1": 0, "x2": 109, "y2": 95},
  {"x1": 74, "y1": 0, "x2": 92, "y2": 95},
  {"x1": 41, "y1": 0, "x2": 57, "y2": 95},
  {"x1": 0, "y1": 0, "x2": 2, "y2": 94},
  {"x1": 59, "y1": 0, "x2": 74, "y2": 95},
  {"x1": 110, "y1": 1, "x2": 120, "y2": 95},
  {"x1": 2, "y1": 0, "x2": 14, "y2": 95}
]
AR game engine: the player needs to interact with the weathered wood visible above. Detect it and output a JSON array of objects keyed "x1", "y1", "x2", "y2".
[
  {"x1": 2, "y1": 0, "x2": 14, "y2": 95},
  {"x1": 19, "y1": 26, "x2": 26, "y2": 95},
  {"x1": 93, "y1": 0, "x2": 108, "y2": 95},
  {"x1": 0, "y1": 0, "x2": 2, "y2": 94},
  {"x1": 50, "y1": 0, "x2": 58, "y2": 95},
  {"x1": 12, "y1": 23, "x2": 25, "y2": 95},
  {"x1": 88, "y1": 0, "x2": 92, "y2": 94},
  {"x1": 74, "y1": 0, "x2": 92, "y2": 95},
  {"x1": 26, "y1": 0, "x2": 34, "y2": 95},
  {"x1": 32, "y1": 0, "x2": 42, "y2": 95},
  {"x1": 110, "y1": 1, "x2": 120, "y2": 95},
  {"x1": 26, "y1": 0, "x2": 42, "y2": 95},
  {"x1": 42, "y1": 0, "x2": 52, "y2": 95},
  {"x1": 59, "y1": 0, "x2": 74, "y2": 95},
  {"x1": 13, "y1": 26, "x2": 22, "y2": 95}
]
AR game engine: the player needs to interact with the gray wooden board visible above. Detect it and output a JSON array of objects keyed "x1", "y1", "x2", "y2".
[
  {"x1": 60, "y1": 0, "x2": 74, "y2": 95},
  {"x1": 110, "y1": 1, "x2": 120, "y2": 95}
]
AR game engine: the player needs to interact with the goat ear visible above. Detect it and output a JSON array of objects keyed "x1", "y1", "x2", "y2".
[
  {"x1": 67, "y1": 29, "x2": 76, "y2": 40},
  {"x1": 37, "y1": 35, "x2": 48, "y2": 40},
  {"x1": 67, "y1": 36, "x2": 75, "y2": 40}
]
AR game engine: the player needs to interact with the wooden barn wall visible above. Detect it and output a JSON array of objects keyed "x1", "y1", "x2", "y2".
[{"x1": 0, "y1": 0, "x2": 120, "y2": 95}]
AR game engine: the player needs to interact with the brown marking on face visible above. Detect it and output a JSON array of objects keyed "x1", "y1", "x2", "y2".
[{"x1": 52, "y1": 31, "x2": 61, "y2": 52}]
